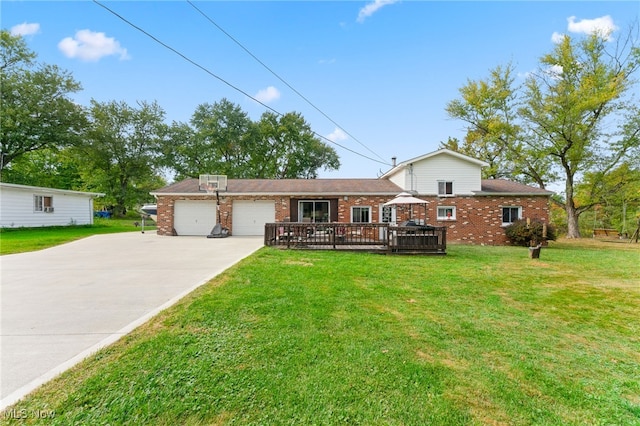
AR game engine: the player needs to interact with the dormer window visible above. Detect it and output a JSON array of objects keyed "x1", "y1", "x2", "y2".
[{"x1": 438, "y1": 181, "x2": 454, "y2": 196}]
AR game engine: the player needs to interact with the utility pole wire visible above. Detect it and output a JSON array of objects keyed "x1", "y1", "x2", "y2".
[
  {"x1": 92, "y1": 0, "x2": 390, "y2": 166},
  {"x1": 187, "y1": 1, "x2": 388, "y2": 164}
]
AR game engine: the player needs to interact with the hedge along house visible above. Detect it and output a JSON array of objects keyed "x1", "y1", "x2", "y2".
[
  {"x1": 0, "y1": 182, "x2": 104, "y2": 228},
  {"x1": 151, "y1": 149, "x2": 553, "y2": 245}
]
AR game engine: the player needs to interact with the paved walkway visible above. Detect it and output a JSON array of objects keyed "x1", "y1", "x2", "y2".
[{"x1": 0, "y1": 232, "x2": 263, "y2": 409}]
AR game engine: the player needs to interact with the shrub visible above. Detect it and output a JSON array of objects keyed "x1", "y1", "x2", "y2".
[{"x1": 505, "y1": 219, "x2": 557, "y2": 246}]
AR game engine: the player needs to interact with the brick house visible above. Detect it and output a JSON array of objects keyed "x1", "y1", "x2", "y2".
[{"x1": 150, "y1": 149, "x2": 552, "y2": 245}]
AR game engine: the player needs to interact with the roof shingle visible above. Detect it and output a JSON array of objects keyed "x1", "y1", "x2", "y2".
[
  {"x1": 151, "y1": 178, "x2": 403, "y2": 195},
  {"x1": 151, "y1": 178, "x2": 552, "y2": 196},
  {"x1": 479, "y1": 179, "x2": 553, "y2": 195}
]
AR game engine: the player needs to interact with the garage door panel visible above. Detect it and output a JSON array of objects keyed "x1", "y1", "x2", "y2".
[
  {"x1": 174, "y1": 201, "x2": 216, "y2": 236},
  {"x1": 233, "y1": 201, "x2": 275, "y2": 236}
]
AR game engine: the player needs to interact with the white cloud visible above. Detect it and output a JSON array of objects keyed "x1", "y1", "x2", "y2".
[
  {"x1": 517, "y1": 70, "x2": 533, "y2": 80},
  {"x1": 567, "y1": 15, "x2": 618, "y2": 40},
  {"x1": 58, "y1": 29, "x2": 130, "y2": 62},
  {"x1": 327, "y1": 128, "x2": 348, "y2": 143},
  {"x1": 551, "y1": 32, "x2": 566, "y2": 44},
  {"x1": 11, "y1": 22, "x2": 40, "y2": 37},
  {"x1": 545, "y1": 64, "x2": 564, "y2": 79},
  {"x1": 254, "y1": 86, "x2": 281, "y2": 103},
  {"x1": 357, "y1": 0, "x2": 399, "y2": 23}
]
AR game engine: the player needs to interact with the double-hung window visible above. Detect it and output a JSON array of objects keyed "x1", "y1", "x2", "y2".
[
  {"x1": 502, "y1": 206, "x2": 521, "y2": 225},
  {"x1": 438, "y1": 181, "x2": 454, "y2": 196},
  {"x1": 34, "y1": 195, "x2": 54, "y2": 213},
  {"x1": 351, "y1": 206, "x2": 371, "y2": 223}
]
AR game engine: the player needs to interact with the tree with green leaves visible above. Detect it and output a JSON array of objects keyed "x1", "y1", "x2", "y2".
[
  {"x1": 445, "y1": 64, "x2": 557, "y2": 187},
  {"x1": 575, "y1": 162, "x2": 640, "y2": 235},
  {"x1": 162, "y1": 122, "x2": 198, "y2": 181},
  {"x1": 0, "y1": 30, "x2": 86, "y2": 174},
  {"x1": 0, "y1": 147, "x2": 83, "y2": 189},
  {"x1": 167, "y1": 98, "x2": 257, "y2": 180},
  {"x1": 164, "y1": 99, "x2": 340, "y2": 180},
  {"x1": 447, "y1": 29, "x2": 640, "y2": 238},
  {"x1": 254, "y1": 111, "x2": 340, "y2": 179},
  {"x1": 77, "y1": 100, "x2": 168, "y2": 216}
]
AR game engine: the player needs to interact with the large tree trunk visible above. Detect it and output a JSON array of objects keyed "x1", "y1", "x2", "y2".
[
  {"x1": 565, "y1": 203, "x2": 581, "y2": 238},
  {"x1": 565, "y1": 176, "x2": 581, "y2": 238}
]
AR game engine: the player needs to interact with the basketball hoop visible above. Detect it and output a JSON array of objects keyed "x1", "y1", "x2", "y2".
[{"x1": 206, "y1": 182, "x2": 217, "y2": 194}]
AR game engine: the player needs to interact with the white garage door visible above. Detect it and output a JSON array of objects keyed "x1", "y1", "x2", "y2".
[
  {"x1": 233, "y1": 200, "x2": 275, "y2": 236},
  {"x1": 174, "y1": 200, "x2": 217, "y2": 236}
]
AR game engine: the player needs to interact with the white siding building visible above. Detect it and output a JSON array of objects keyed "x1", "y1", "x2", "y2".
[
  {"x1": 381, "y1": 149, "x2": 488, "y2": 196},
  {"x1": 0, "y1": 183, "x2": 104, "y2": 228}
]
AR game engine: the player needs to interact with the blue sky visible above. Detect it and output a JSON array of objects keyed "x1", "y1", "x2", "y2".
[{"x1": 4, "y1": 1, "x2": 639, "y2": 181}]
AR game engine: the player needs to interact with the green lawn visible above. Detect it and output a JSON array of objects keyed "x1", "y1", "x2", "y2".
[
  {"x1": 2, "y1": 240, "x2": 639, "y2": 425},
  {"x1": 0, "y1": 217, "x2": 155, "y2": 255}
]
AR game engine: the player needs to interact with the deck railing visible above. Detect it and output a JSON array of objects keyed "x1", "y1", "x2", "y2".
[{"x1": 264, "y1": 223, "x2": 446, "y2": 254}]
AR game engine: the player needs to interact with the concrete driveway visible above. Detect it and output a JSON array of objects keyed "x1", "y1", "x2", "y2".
[{"x1": 0, "y1": 232, "x2": 264, "y2": 409}]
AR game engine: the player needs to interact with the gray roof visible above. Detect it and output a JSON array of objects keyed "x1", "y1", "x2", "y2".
[
  {"x1": 478, "y1": 179, "x2": 553, "y2": 196},
  {"x1": 151, "y1": 178, "x2": 404, "y2": 196},
  {"x1": 151, "y1": 178, "x2": 552, "y2": 197}
]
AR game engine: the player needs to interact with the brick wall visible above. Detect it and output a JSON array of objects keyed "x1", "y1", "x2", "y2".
[
  {"x1": 156, "y1": 194, "x2": 550, "y2": 245},
  {"x1": 336, "y1": 195, "x2": 391, "y2": 222},
  {"x1": 428, "y1": 195, "x2": 550, "y2": 245}
]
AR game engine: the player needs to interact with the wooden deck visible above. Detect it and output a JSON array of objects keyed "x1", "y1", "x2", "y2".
[{"x1": 264, "y1": 223, "x2": 446, "y2": 255}]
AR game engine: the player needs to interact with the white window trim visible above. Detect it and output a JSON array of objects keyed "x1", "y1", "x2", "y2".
[
  {"x1": 351, "y1": 206, "x2": 372, "y2": 223},
  {"x1": 437, "y1": 180, "x2": 454, "y2": 197},
  {"x1": 501, "y1": 206, "x2": 522, "y2": 226},
  {"x1": 437, "y1": 206, "x2": 456, "y2": 220},
  {"x1": 34, "y1": 195, "x2": 54, "y2": 213}
]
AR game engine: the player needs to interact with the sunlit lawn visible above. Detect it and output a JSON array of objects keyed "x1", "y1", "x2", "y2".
[
  {"x1": 2, "y1": 239, "x2": 639, "y2": 425},
  {"x1": 0, "y1": 217, "x2": 155, "y2": 255}
]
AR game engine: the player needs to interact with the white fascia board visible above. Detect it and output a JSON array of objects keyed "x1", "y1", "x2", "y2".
[{"x1": 0, "y1": 182, "x2": 105, "y2": 197}]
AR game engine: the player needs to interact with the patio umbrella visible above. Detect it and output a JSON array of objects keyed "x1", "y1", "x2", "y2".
[
  {"x1": 384, "y1": 192, "x2": 429, "y2": 222},
  {"x1": 384, "y1": 192, "x2": 429, "y2": 206}
]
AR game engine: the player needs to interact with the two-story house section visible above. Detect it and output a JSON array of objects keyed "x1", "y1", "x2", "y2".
[
  {"x1": 380, "y1": 149, "x2": 553, "y2": 244},
  {"x1": 382, "y1": 149, "x2": 488, "y2": 196}
]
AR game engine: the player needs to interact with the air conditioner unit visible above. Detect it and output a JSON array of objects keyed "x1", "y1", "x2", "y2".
[{"x1": 44, "y1": 207, "x2": 54, "y2": 213}]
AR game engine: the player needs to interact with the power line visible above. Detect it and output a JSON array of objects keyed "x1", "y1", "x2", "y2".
[
  {"x1": 92, "y1": 0, "x2": 390, "y2": 167},
  {"x1": 187, "y1": 0, "x2": 388, "y2": 164}
]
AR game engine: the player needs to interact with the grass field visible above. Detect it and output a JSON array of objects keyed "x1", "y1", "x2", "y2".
[
  {"x1": 2, "y1": 239, "x2": 639, "y2": 425},
  {"x1": 0, "y1": 217, "x2": 155, "y2": 255}
]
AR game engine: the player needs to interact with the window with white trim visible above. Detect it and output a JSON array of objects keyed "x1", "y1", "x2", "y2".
[
  {"x1": 438, "y1": 181, "x2": 454, "y2": 196},
  {"x1": 437, "y1": 206, "x2": 456, "y2": 220},
  {"x1": 502, "y1": 206, "x2": 521, "y2": 225},
  {"x1": 351, "y1": 206, "x2": 371, "y2": 223},
  {"x1": 34, "y1": 195, "x2": 54, "y2": 213}
]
